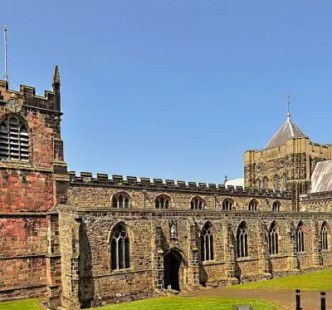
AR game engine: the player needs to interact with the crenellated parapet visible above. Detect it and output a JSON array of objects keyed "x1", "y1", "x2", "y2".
[
  {"x1": 0, "y1": 80, "x2": 61, "y2": 113},
  {"x1": 68, "y1": 171, "x2": 291, "y2": 199}
]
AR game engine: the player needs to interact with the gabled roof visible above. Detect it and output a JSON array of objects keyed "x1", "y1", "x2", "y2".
[
  {"x1": 265, "y1": 113, "x2": 307, "y2": 149},
  {"x1": 311, "y1": 160, "x2": 332, "y2": 193}
]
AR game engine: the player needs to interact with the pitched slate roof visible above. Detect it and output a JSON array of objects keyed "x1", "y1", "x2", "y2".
[
  {"x1": 311, "y1": 160, "x2": 332, "y2": 193},
  {"x1": 265, "y1": 114, "x2": 307, "y2": 149}
]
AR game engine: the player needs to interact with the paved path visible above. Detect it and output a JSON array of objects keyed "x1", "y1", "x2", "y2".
[{"x1": 183, "y1": 287, "x2": 331, "y2": 309}]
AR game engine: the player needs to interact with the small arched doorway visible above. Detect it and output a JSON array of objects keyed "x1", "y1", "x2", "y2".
[{"x1": 164, "y1": 250, "x2": 183, "y2": 291}]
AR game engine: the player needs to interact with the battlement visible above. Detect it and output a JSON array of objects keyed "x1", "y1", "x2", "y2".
[
  {"x1": 68, "y1": 171, "x2": 291, "y2": 198},
  {"x1": 0, "y1": 66, "x2": 61, "y2": 113}
]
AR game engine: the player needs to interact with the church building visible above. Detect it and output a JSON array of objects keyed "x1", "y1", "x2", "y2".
[{"x1": 0, "y1": 68, "x2": 332, "y2": 309}]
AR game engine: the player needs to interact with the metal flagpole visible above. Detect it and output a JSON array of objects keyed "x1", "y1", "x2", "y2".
[{"x1": 3, "y1": 26, "x2": 8, "y2": 81}]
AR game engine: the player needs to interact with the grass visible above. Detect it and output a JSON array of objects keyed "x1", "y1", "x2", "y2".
[
  {"x1": 0, "y1": 298, "x2": 43, "y2": 310},
  {"x1": 231, "y1": 268, "x2": 332, "y2": 291},
  {"x1": 96, "y1": 296, "x2": 278, "y2": 310},
  {"x1": 2, "y1": 268, "x2": 331, "y2": 309},
  {"x1": 0, "y1": 297, "x2": 278, "y2": 310}
]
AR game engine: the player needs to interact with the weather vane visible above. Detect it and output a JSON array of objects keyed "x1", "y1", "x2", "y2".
[
  {"x1": 287, "y1": 94, "x2": 291, "y2": 116},
  {"x1": 3, "y1": 25, "x2": 8, "y2": 81}
]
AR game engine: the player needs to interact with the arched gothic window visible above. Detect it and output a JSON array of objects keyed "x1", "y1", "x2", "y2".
[
  {"x1": 155, "y1": 195, "x2": 170, "y2": 209},
  {"x1": 0, "y1": 115, "x2": 29, "y2": 161},
  {"x1": 296, "y1": 221, "x2": 304, "y2": 252},
  {"x1": 321, "y1": 222, "x2": 328, "y2": 251},
  {"x1": 262, "y1": 177, "x2": 269, "y2": 189},
  {"x1": 237, "y1": 222, "x2": 248, "y2": 258},
  {"x1": 282, "y1": 173, "x2": 288, "y2": 191},
  {"x1": 272, "y1": 201, "x2": 281, "y2": 212},
  {"x1": 222, "y1": 198, "x2": 233, "y2": 211},
  {"x1": 274, "y1": 175, "x2": 280, "y2": 190},
  {"x1": 269, "y1": 222, "x2": 279, "y2": 255},
  {"x1": 112, "y1": 192, "x2": 130, "y2": 208},
  {"x1": 111, "y1": 223, "x2": 130, "y2": 270},
  {"x1": 256, "y1": 179, "x2": 261, "y2": 189},
  {"x1": 200, "y1": 223, "x2": 214, "y2": 261},
  {"x1": 248, "y1": 199, "x2": 258, "y2": 211},
  {"x1": 190, "y1": 196, "x2": 204, "y2": 210}
]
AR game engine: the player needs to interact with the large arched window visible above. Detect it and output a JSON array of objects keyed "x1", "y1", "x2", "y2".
[
  {"x1": 237, "y1": 222, "x2": 248, "y2": 258},
  {"x1": 155, "y1": 194, "x2": 170, "y2": 209},
  {"x1": 321, "y1": 222, "x2": 328, "y2": 251},
  {"x1": 0, "y1": 115, "x2": 29, "y2": 161},
  {"x1": 200, "y1": 223, "x2": 214, "y2": 261},
  {"x1": 269, "y1": 222, "x2": 279, "y2": 255},
  {"x1": 190, "y1": 196, "x2": 204, "y2": 210},
  {"x1": 248, "y1": 199, "x2": 258, "y2": 211},
  {"x1": 111, "y1": 223, "x2": 130, "y2": 270},
  {"x1": 272, "y1": 201, "x2": 281, "y2": 212},
  {"x1": 274, "y1": 175, "x2": 280, "y2": 190},
  {"x1": 112, "y1": 192, "x2": 130, "y2": 208},
  {"x1": 262, "y1": 177, "x2": 269, "y2": 189},
  {"x1": 222, "y1": 198, "x2": 233, "y2": 211},
  {"x1": 296, "y1": 221, "x2": 304, "y2": 253}
]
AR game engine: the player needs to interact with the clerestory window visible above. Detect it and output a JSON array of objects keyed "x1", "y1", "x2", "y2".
[
  {"x1": 190, "y1": 196, "x2": 204, "y2": 210},
  {"x1": 112, "y1": 192, "x2": 130, "y2": 208},
  {"x1": 155, "y1": 195, "x2": 170, "y2": 209},
  {"x1": 0, "y1": 116, "x2": 29, "y2": 161},
  {"x1": 248, "y1": 199, "x2": 258, "y2": 211},
  {"x1": 222, "y1": 198, "x2": 233, "y2": 211},
  {"x1": 272, "y1": 201, "x2": 281, "y2": 212}
]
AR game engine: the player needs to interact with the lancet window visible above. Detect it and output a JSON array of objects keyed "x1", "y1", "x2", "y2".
[
  {"x1": 237, "y1": 222, "x2": 248, "y2": 258},
  {"x1": 321, "y1": 222, "x2": 328, "y2": 251},
  {"x1": 296, "y1": 221, "x2": 305, "y2": 252},
  {"x1": 268, "y1": 222, "x2": 279, "y2": 255},
  {"x1": 111, "y1": 223, "x2": 130, "y2": 270},
  {"x1": 201, "y1": 223, "x2": 214, "y2": 261}
]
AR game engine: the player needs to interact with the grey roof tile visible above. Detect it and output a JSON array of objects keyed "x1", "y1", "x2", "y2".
[{"x1": 265, "y1": 114, "x2": 307, "y2": 149}]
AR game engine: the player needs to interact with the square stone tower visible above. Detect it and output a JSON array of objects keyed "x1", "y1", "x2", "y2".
[
  {"x1": 0, "y1": 66, "x2": 68, "y2": 305},
  {"x1": 244, "y1": 113, "x2": 332, "y2": 209}
]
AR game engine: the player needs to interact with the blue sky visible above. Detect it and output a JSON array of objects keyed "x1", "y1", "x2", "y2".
[{"x1": 2, "y1": 1, "x2": 332, "y2": 183}]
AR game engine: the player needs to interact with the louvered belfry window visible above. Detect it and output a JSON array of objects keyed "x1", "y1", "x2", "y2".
[{"x1": 0, "y1": 116, "x2": 29, "y2": 161}]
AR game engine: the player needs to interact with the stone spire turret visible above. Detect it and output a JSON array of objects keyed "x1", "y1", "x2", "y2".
[{"x1": 52, "y1": 65, "x2": 61, "y2": 111}]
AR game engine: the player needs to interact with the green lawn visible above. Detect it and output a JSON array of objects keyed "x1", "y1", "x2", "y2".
[
  {"x1": 0, "y1": 298, "x2": 43, "y2": 310},
  {"x1": 231, "y1": 268, "x2": 332, "y2": 291},
  {"x1": 0, "y1": 297, "x2": 278, "y2": 310},
  {"x1": 2, "y1": 268, "x2": 331, "y2": 309},
  {"x1": 96, "y1": 297, "x2": 278, "y2": 310}
]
